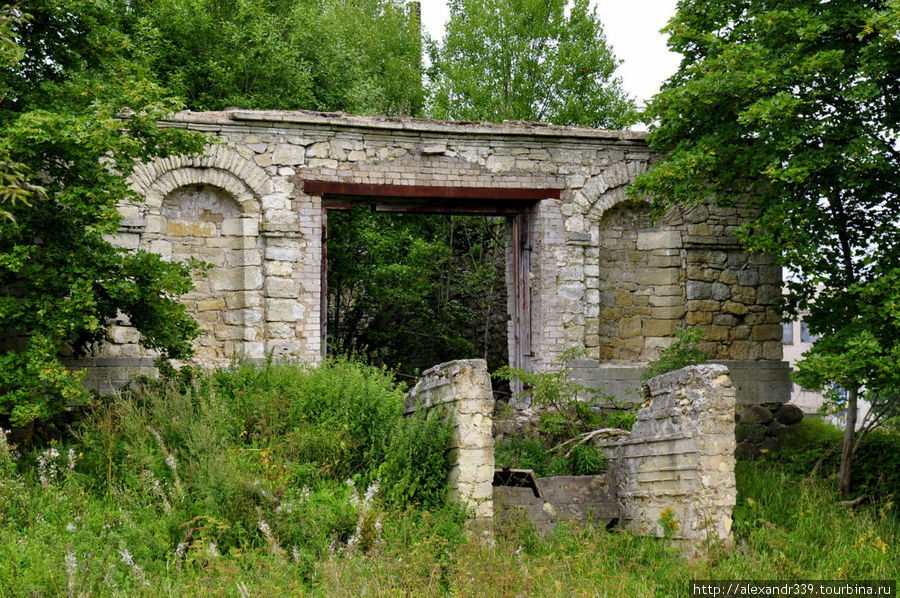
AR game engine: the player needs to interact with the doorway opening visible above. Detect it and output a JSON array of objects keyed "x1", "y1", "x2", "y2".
[{"x1": 306, "y1": 181, "x2": 545, "y2": 393}]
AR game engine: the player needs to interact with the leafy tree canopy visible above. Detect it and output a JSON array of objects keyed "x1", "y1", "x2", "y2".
[
  {"x1": 427, "y1": 0, "x2": 636, "y2": 127},
  {"x1": 0, "y1": 1, "x2": 206, "y2": 427},
  {"x1": 631, "y1": 0, "x2": 900, "y2": 493},
  {"x1": 121, "y1": 0, "x2": 424, "y2": 115}
]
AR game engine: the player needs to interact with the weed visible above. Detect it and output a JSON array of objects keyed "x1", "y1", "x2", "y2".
[{"x1": 644, "y1": 327, "x2": 708, "y2": 379}]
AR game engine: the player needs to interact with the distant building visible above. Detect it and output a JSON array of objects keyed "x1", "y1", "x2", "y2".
[{"x1": 782, "y1": 317, "x2": 869, "y2": 428}]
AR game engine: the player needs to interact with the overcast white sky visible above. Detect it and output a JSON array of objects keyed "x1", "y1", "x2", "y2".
[{"x1": 417, "y1": 0, "x2": 682, "y2": 124}]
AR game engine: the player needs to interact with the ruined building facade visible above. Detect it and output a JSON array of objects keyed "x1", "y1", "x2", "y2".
[{"x1": 74, "y1": 110, "x2": 789, "y2": 406}]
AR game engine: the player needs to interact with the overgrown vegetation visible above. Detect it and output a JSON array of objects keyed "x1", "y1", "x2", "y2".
[
  {"x1": 327, "y1": 208, "x2": 508, "y2": 378},
  {"x1": 0, "y1": 2, "x2": 207, "y2": 428},
  {"x1": 2, "y1": 393, "x2": 896, "y2": 595},
  {"x1": 643, "y1": 327, "x2": 708, "y2": 379},
  {"x1": 632, "y1": 0, "x2": 900, "y2": 495},
  {"x1": 493, "y1": 349, "x2": 634, "y2": 477}
]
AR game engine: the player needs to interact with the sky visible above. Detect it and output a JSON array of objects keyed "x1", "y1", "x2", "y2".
[{"x1": 417, "y1": 0, "x2": 682, "y2": 121}]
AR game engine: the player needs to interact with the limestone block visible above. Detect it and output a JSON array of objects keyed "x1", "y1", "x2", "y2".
[
  {"x1": 109, "y1": 233, "x2": 141, "y2": 250},
  {"x1": 108, "y1": 326, "x2": 140, "y2": 345},
  {"x1": 636, "y1": 268, "x2": 680, "y2": 286},
  {"x1": 651, "y1": 306, "x2": 685, "y2": 320},
  {"x1": 196, "y1": 297, "x2": 227, "y2": 312},
  {"x1": 685, "y1": 311, "x2": 712, "y2": 325},
  {"x1": 214, "y1": 325, "x2": 247, "y2": 341},
  {"x1": 687, "y1": 264, "x2": 719, "y2": 282},
  {"x1": 272, "y1": 144, "x2": 305, "y2": 165},
  {"x1": 559, "y1": 266, "x2": 585, "y2": 282},
  {"x1": 264, "y1": 261, "x2": 293, "y2": 276},
  {"x1": 485, "y1": 155, "x2": 515, "y2": 172},
  {"x1": 147, "y1": 240, "x2": 172, "y2": 257},
  {"x1": 307, "y1": 158, "x2": 338, "y2": 169},
  {"x1": 711, "y1": 282, "x2": 732, "y2": 301},
  {"x1": 224, "y1": 309, "x2": 264, "y2": 326},
  {"x1": 221, "y1": 218, "x2": 259, "y2": 237},
  {"x1": 686, "y1": 281, "x2": 712, "y2": 300},
  {"x1": 306, "y1": 142, "x2": 330, "y2": 158},
  {"x1": 559, "y1": 283, "x2": 584, "y2": 301},
  {"x1": 266, "y1": 339, "x2": 302, "y2": 356},
  {"x1": 208, "y1": 267, "x2": 263, "y2": 291},
  {"x1": 167, "y1": 221, "x2": 216, "y2": 237},
  {"x1": 265, "y1": 246, "x2": 301, "y2": 262},
  {"x1": 264, "y1": 277, "x2": 300, "y2": 298},
  {"x1": 642, "y1": 319, "x2": 676, "y2": 337},
  {"x1": 751, "y1": 324, "x2": 782, "y2": 342},
  {"x1": 266, "y1": 298, "x2": 304, "y2": 322},
  {"x1": 636, "y1": 230, "x2": 682, "y2": 250},
  {"x1": 722, "y1": 301, "x2": 748, "y2": 315},
  {"x1": 731, "y1": 286, "x2": 757, "y2": 305},
  {"x1": 225, "y1": 291, "x2": 262, "y2": 310},
  {"x1": 649, "y1": 295, "x2": 683, "y2": 307}
]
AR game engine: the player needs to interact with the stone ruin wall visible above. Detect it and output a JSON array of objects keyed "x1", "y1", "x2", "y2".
[
  {"x1": 408, "y1": 359, "x2": 737, "y2": 549},
  {"x1": 71, "y1": 110, "x2": 788, "y2": 406},
  {"x1": 609, "y1": 364, "x2": 737, "y2": 545},
  {"x1": 404, "y1": 360, "x2": 495, "y2": 527}
]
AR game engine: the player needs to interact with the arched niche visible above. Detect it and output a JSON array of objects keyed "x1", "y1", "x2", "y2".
[{"x1": 155, "y1": 182, "x2": 265, "y2": 361}]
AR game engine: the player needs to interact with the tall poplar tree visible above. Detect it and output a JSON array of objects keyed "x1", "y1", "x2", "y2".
[{"x1": 427, "y1": 0, "x2": 636, "y2": 127}]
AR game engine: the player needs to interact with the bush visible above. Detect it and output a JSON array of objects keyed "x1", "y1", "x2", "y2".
[
  {"x1": 495, "y1": 434, "x2": 606, "y2": 477},
  {"x1": 776, "y1": 417, "x2": 900, "y2": 501},
  {"x1": 379, "y1": 408, "x2": 454, "y2": 510},
  {"x1": 644, "y1": 328, "x2": 707, "y2": 379}
]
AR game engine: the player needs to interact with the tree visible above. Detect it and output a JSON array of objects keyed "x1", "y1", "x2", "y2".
[
  {"x1": 327, "y1": 208, "x2": 508, "y2": 380},
  {"x1": 121, "y1": 0, "x2": 424, "y2": 115},
  {"x1": 630, "y1": 0, "x2": 900, "y2": 493},
  {"x1": 427, "y1": 0, "x2": 636, "y2": 127},
  {"x1": 0, "y1": 2, "x2": 206, "y2": 428}
]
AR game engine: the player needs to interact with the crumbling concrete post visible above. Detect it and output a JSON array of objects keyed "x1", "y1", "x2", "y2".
[
  {"x1": 613, "y1": 364, "x2": 737, "y2": 547},
  {"x1": 405, "y1": 359, "x2": 495, "y2": 528}
]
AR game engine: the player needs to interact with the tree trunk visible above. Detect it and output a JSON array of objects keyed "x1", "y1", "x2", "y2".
[{"x1": 837, "y1": 386, "x2": 858, "y2": 495}]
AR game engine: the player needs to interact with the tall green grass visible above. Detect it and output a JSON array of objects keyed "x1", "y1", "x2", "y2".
[{"x1": 0, "y1": 368, "x2": 897, "y2": 596}]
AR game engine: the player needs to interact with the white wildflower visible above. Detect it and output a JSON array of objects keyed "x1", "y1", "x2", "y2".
[
  {"x1": 258, "y1": 518, "x2": 283, "y2": 558},
  {"x1": 65, "y1": 550, "x2": 77, "y2": 595},
  {"x1": 173, "y1": 542, "x2": 186, "y2": 572},
  {"x1": 37, "y1": 448, "x2": 60, "y2": 488},
  {"x1": 363, "y1": 482, "x2": 379, "y2": 507},
  {"x1": 208, "y1": 542, "x2": 219, "y2": 558},
  {"x1": 67, "y1": 448, "x2": 76, "y2": 470},
  {"x1": 118, "y1": 548, "x2": 133, "y2": 566},
  {"x1": 66, "y1": 522, "x2": 76, "y2": 532},
  {"x1": 291, "y1": 546, "x2": 301, "y2": 563},
  {"x1": 118, "y1": 546, "x2": 149, "y2": 586}
]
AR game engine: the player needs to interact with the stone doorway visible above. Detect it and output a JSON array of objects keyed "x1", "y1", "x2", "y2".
[{"x1": 305, "y1": 181, "x2": 552, "y2": 392}]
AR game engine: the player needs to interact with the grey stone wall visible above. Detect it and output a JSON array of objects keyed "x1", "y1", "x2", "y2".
[
  {"x1": 607, "y1": 364, "x2": 737, "y2": 546},
  {"x1": 410, "y1": 360, "x2": 738, "y2": 551},
  {"x1": 405, "y1": 359, "x2": 495, "y2": 523},
  {"x1": 493, "y1": 473, "x2": 618, "y2": 537},
  {"x1": 69, "y1": 109, "x2": 788, "y2": 407}
]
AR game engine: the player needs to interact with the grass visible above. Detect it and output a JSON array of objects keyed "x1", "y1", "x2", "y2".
[{"x1": 0, "y1": 363, "x2": 897, "y2": 596}]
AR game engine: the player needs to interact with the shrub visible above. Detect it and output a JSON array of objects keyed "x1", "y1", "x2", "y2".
[
  {"x1": 379, "y1": 408, "x2": 454, "y2": 510},
  {"x1": 644, "y1": 328, "x2": 707, "y2": 379},
  {"x1": 775, "y1": 417, "x2": 900, "y2": 501},
  {"x1": 495, "y1": 434, "x2": 606, "y2": 477}
]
